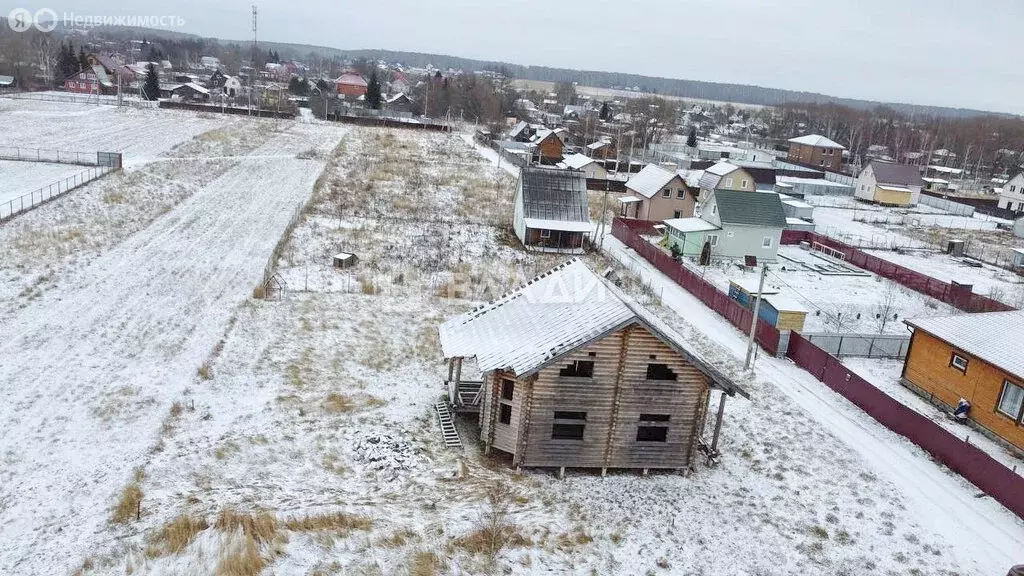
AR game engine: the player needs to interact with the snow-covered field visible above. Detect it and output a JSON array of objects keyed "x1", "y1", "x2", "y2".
[
  {"x1": 0, "y1": 98, "x2": 230, "y2": 167},
  {"x1": 0, "y1": 105, "x2": 348, "y2": 574},
  {"x1": 0, "y1": 159, "x2": 93, "y2": 205},
  {"x1": 862, "y1": 247, "x2": 1024, "y2": 306},
  {"x1": 3, "y1": 103, "x2": 1023, "y2": 575},
  {"x1": 803, "y1": 197, "x2": 1024, "y2": 306}
]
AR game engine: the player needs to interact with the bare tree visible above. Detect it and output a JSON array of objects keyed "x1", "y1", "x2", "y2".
[{"x1": 874, "y1": 283, "x2": 900, "y2": 333}]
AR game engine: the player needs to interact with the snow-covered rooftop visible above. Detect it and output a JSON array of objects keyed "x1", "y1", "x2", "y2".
[
  {"x1": 906, "y1": 311, "x2": 1024, "y2": 378},
  {"x1": 705, "y1": 161, "x2": 741, "y2": 177},
  {"x1": 788, "y1": 134, "x2": 846, "y2": 149},
  {"x1": 625, "y1": 164, "x2": 678, "y2": 198},
  {"x1": 663, "y1": 217, "x2": 720, "y2": 233},
  {"x1": 438, "y1": 259, "x2": 745, "y2": 396},
  {"x1": 561, "y1": 153, "x2": 595, "y2": 170}
]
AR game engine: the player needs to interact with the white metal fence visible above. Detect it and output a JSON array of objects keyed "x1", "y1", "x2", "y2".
[
  {"x1": 0, "y1": 165, "x2": 116, "y2": 221},
  {"x1": 918, "y1": 194, "x2": 975, "y2": 217},
  {"x1": 802, "y1": 332, "x2": 911, "y2": 359},
  {"x1": 0, "y1": 146, "x2": 101, "y2": 166},
  {"x1": 0, "y1": 91, "x2": 158, "y2": 109}
]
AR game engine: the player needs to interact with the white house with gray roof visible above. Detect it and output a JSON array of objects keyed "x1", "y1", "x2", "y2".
[{"x1": 697, "y1": 190, "x2": 787, "y2": 262}]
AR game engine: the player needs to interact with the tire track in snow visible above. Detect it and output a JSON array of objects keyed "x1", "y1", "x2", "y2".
[{"x1": 0, "y1": 122, "x2": 349, "y2": 574}]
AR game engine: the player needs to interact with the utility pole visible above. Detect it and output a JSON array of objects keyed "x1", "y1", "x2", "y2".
[
  {"x1": 598, "y1": 185, "x2": 610, "y2": 247},
  {"x1": 744, "y1": 264, "x2": 768, "y2": 370}
]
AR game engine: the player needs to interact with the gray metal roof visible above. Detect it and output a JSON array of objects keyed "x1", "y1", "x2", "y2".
[
  {"x1": 438, "y1": 259, "x2": 747, "y2": 397},
  {"x1": 712, "y1": 190, "x2": 786, "y2": 227},
  {"x1": 520, "y1": 166, "x2": 589, "y2": 224},
  {"x1": 868, "y1": 161, "x2": 924, "y2": 187},
  {"x1": 906, "y1": 311, "x2": 1024, "y2": 379}
]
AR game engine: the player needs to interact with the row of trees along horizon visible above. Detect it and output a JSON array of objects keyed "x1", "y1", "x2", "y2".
[{"x1": 1, "y1": 27, "x2": 1022, "y2": 175}]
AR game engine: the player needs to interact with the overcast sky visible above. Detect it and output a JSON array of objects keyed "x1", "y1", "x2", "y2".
[{"x1": 6, "y1": 0, "x2": 1023, "y2": 114}]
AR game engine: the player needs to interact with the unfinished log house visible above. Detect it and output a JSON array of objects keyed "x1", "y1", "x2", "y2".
[{"x1": 438, "y1": 259, "x2": 748, "y2": 473}]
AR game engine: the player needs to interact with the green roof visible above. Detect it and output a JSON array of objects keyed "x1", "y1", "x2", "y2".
[{"x1": 713, "y1": 190, "x2": 786, "y2": 227}]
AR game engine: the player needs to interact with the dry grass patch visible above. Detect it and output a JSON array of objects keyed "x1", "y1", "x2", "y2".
[
  {"x1": 215, "y1": 508, "x2": 279, "y2": 544},
  {"x1": 378, "y1": 528, "x2": 419, "y2": 548},
  {"x1": 409, "y1": 550, "x2": 447, "y2": 576},
  {"x1": 197, "y1": 362, "x2": 213, "y2": 380},
  {"x1": 215, "y1": 532, "x2": 266, "y2": 576},
  {"x1": 111, "y1": 482, "x2": 144, "y2": 523},
  {"x1": 147, "y1": 514, "x2": 210, "y2": 557},
  {"x1": 323, "y1": 392, "x2": 355, "y2": 414},
  {"x1": 282, "y1": 511, "x2": 373, "y2": 535}
]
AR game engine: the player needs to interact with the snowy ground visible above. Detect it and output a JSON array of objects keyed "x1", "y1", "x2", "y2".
[
  {"x1": 862, "y1": 248, "x2": 1024, "y2": 306},
  {"x1": 843, "y1": 357, "x2": 1024, "y2": 477},
  {"x1": 0, "y1": 159, "x2": 92, "y2": 205},
  {"x1": 0, "y1": 112, "x2": 290, "y2": 324},
  {"x1": 605, "y1": 236, "x2": 1024, "y2": 575},
  {"x1": 0, "y1": 113, "x2": 348, "y2": 574},
  {"x1": 679, "y1": 244, "x2": 956, "y2": 334},
  {"x1": 49, "y1": 125, "x2": 1021, "y2": 575},
  {"x1": 0, "y1": 98, "x2": 230, "y2": 167},
  {"x1": 4, "y1": 108, "x2": 1023, "y2": 575},
  {"x1": 803, "y1": 197, "x2": 1024, "y2": 307}
]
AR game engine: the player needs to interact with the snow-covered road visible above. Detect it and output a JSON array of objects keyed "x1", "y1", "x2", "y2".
[
  {"x1": 0, "y1": 122, "x2": 348, "y2": 574},
  {"x1": 603, "y1": 235, "x2": 1024, "y2": 575}
]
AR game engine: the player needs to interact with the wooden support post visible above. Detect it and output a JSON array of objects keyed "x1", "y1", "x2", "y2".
[
  {"x1": 711, "y1": 391, "x2": 728, "y2": 454},
  {"x1": 484, "y1": 443, "x2": 491, "y2": 455},
  {"x1": 454, "y1": 358, "x2": 463, "y2": 387},
  {"x1": 558, "y1": 467, "x2": 565, "y2": 480},
  {"x1": 447, "y1": 358, "x2": 454, "y2": 382},
  {"x1": 642, "y1": 468, "x2": 649, "y2": 476},
  {"x1": 601, "y1": 467, "x2": 607, "y2": 477}
]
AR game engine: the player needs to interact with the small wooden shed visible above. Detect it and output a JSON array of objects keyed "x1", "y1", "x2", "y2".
[{"x1": 333, "y1": 252, "x2": 358, "y2": 269}]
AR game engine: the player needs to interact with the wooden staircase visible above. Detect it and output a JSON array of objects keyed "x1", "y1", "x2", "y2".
[
  {"x1": 455, "y1": 381, "x2": 484, "y2": 413},
  {"x1": 434, "y1": 399, "x2": 463, "y2": 449}
]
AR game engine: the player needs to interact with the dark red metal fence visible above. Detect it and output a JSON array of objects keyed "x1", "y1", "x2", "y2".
[
  {"x1": 787, "y1": 332, "x2": 1024, "y2": 521},
  {"x1": 780, "y1": 230, "x2": 1014, "y2": 313},
  {"x1": 612, "y1": 218, "x2": 781, "y2": 355},
  {"x1": 613, "y1": 217, "x2": 1024, "y2": 521}
]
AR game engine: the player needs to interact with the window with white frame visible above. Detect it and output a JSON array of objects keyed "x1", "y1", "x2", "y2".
[
  {"x1": 724, "y1": 177, "x2": 733, "y2": 188},
  {"x1": 539, "y1": 229, "x2": 551, "y2": 239},
  {"x1": 662, "y1": 189, "x2": 671, "y2": 197},
  {"x1": 762, "y1": 236, "x2": 773, "y2": 248},
  {"x1": 707, "y1": 234, "x2": 719, "y2": 247},
  {"x1": 997, "y1": 380, "x2": 1024, "y2": 421},
  {"x1": 950, "y1": 353, "x2": 969, "y2": 373},
  {"x1": 677, "y1": 190, "x2": 685, "y2": 199},
  {"x1": 741, "y1": 179, "x2": 749, "y2": 189}
]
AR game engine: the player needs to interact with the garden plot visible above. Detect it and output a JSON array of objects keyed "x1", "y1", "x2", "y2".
[
  {"x1": 75, "y1": 127, "x2": 1016, "y2": 576},
  {"x1": 0, "y1": 159, "x2": 91, "y2": 205},
  {"x1": 0, "y1": 120, "x2": 348, "y2": 576},
  {"x1": 0, "y1": 97, "x2": 230, "y2": 167},
  {"x1": 695, "y1": 245, "x2": 956, "y2": 334},
  {"x1": 862, "y1": 247, "x2": 1024, "y2": 307}
]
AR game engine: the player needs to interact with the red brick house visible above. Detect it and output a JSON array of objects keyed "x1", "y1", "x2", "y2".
[{"x1": 335, "y1": 73, "x2": 367, "y2": 97}]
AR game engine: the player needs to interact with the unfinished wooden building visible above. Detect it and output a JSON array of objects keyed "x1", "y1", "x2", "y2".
[{"x1": 438, "y1": 259, "x2": 747, "y2": 473}]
